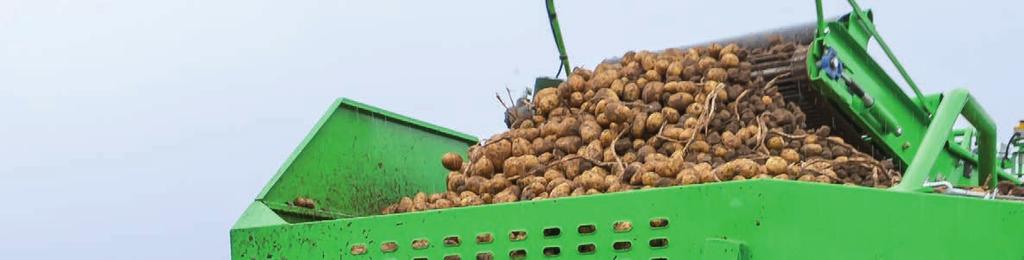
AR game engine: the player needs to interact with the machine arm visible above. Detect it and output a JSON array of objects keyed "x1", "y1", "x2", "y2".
[
  {"x1": 809, "y1": 0, "x2": 1019, "y2": 190},
  {"x1": 892, "y1": 89, "x2": 1015, "y2": 192},
  {"x1": 545, "y1": 0, "x2": 571, "y2": 77},
  {"x1": 815, "y1": 0, "x2": 930, "y2": 114}
]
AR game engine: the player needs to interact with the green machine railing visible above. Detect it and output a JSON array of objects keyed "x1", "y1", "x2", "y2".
[{"x1": 808, "y1": 0, "x2": 1019, "y2": 191}]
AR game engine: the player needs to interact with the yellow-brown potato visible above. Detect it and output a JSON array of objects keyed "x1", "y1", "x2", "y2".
[
  {"x1": 706, "y1": 68, "x2": 728, "y2": 82},
  {"x1": 720, "y1": 53, "x2": 739, "y2": 68},
  {"x1": 765, "y1": 156, "x2": 787, "y2": 175},
  {"x1": 442, "y1": 152, "x2": 464, "y2": 171}
]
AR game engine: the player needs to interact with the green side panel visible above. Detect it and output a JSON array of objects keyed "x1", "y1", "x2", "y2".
[
  {"x1": 255, "y1": 98, "x2": 477, "y2": 220},
  {"x1": 232, "y1": 202, "x2": 288, "y2": 230},
  {"x1": 231, "y1": 180, "x2": 1024, "y2": 259},
  {"x1": 533, "y1": 77, "x2": 563, "y2": 93}
]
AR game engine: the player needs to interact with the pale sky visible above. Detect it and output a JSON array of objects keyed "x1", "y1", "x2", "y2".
[{"x1": 1, "y1": 0, "x2": 1021, "y2": 258}]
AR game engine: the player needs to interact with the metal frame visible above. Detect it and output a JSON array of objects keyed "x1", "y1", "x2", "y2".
[{"x1": 808, "y1": 0, "x2": 1018, "y2": 190}]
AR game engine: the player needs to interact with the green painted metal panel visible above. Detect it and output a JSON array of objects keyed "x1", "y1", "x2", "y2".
[
  {"x1": 233, "y1": 202, "x2": 288, "y2": 230},
  {"x1": 251, "y1": 98, "x2": 477, "y2": 220},
  {"x1": 231, "y1": 180, "x2": 1024, "y2": 259}
]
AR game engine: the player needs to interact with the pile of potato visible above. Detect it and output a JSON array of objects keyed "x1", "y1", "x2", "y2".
[{"x1": 381, "y1": 41, "x2": 901, "y2": 214}]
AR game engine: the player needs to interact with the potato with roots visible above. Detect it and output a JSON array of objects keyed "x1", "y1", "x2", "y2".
[
  {"x1": 484, "y1": 139, "x2": 512, "y2": 172},
  {"x1": 380, "y1": 40, "x2": 906, "y2": 215}
]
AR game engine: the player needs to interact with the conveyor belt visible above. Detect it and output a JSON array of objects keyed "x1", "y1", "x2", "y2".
[{"x1": 746, "y1": 39, "x2": 887, "y2": 160}]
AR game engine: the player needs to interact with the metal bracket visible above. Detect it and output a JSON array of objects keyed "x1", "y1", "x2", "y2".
[{"x1": 818, "y1": 47, "x2": 844, "y2": 80}]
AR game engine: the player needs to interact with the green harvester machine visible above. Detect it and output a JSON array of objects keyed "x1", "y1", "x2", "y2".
[{"x1": 231, "y1": 1, "x2": 1024, "y2": 259}]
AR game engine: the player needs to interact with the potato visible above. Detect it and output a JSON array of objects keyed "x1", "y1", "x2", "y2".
[
  {"x1": 707, "y1": 43, "x2": 723, "y2": 57},
  {"x1": 493, "y1": 190, "x2": 518, "y2": 203},
  {"x1": 465, "y1": 176, "x2": 487, "y2": 194},
  {"x1": 661, "y1": 107, "x2": 680, "y2": 124},
  {"x1": 642, "y1": 69, "x2": 661, "y2": 82},
  {"x1": 690, "y1": 140, "x2": 710, "y2": 153},
  {"x1": 781, "y1": 148, "x2": 801, "y2": 162},
  {"x1": 441, "y1": 152, "x2": 464, "y2": 171},
  {"x1": 484, "y1": 175, "x2": 511, "y2": 194},
  {"x1": 568, "y1": 74, "x2": 586, "y2": 92},
  {"x1": 720, "y1": 53, "x2": 739, "y2": 68},
  {"x1": 447, "y1": 172, "x2": 466, "y2": 191},
  {"x1": 686, "y1": 103, "x2": 705, "y2": 117},
  {"x1": 766, "y1": 156, "x2": 788, "y2": 175},
  {"x1": 642, "y1": 82, "x2": 665, "y2": 103},
  {"x1": 605, "y1": 102, "x2": 633, "y2": 123},
  {"x1": 569, "y1": 92, "x2": 585, "y2": 108},
  {"x1": 396, "y1": 197, "x2": 414, "y2": 212},
  {"x1": 645, "y1": 112, "x2": 665, "y2": 133},
  {"x1": 797, "y1": 174, "x2": 817, "y2": 182},
  {"x1": 511, "y1": 138, "x2": 532, "y2": 157},
  {"x1": 534, "y1": 88, "x2": 560, "y2": 116},
  {"x1": 732, "y1": 159, "x2": 760, "y2": 178},
  {"x1": 503, "y1": 155, "x2": 540, "y2": 178},
  {"x1": 667, "y1": 92, "x2": 694, "y2": 112},
  {"x1": 767, "y1": 136, "x2": 786, "y2": 150},
  {"x1": 706, "y1": 68, "x2": 728, "y2": 82},
  {"x1": 433, "y1": 198, "x2": 454, "y2": 209},
  {"x1": 801, "y1": 143, "x2": 824, "y2": 157},
  {"x1": 677, "y1": 171, "x2": 699, "y2": 185},
  {"x1": 531, "y1": 137, "x2": 554, "y2": 155},
  {"x1": 640, "y1": 171, "x2": 661, "y2": 186},
  {"x1": 815, "y1": 175, "x2": 832, "y2": 183},
  {"x1": 667, "y1": 61, "x2": 684, "y2": 77},
  {"x1": 550, "y1": 182, "x2": 572, "y2": 198},
  {"x1": 555, "y1": 136, "x2": 583, "y2": 154},
  {"x1": 470, "y1": 157, "x2": 495, "y2": 177},
  {"x1": 484, "y1": 139, "x2": 512, "y2": 172},
  {"x1": 697, "y1": 57, "x2": 717, "y2": 72}
]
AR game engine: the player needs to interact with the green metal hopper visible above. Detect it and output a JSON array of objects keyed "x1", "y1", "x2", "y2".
[
  {"x1": 231, "y1": 1, "x2": 1024, "y2": 259},
  {"x1": 230, "y1": 99, "x2": 1024, "y2": 259}
]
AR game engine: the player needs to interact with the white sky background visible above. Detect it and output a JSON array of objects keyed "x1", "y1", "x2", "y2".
[{"x1": 1, "y1": 0, "x2": 1021, "y2": 258}]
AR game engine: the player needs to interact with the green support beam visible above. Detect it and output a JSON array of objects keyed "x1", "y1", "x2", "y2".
[{"x1": 545, "y1": 0, "x2": 571, "y2": 77}]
